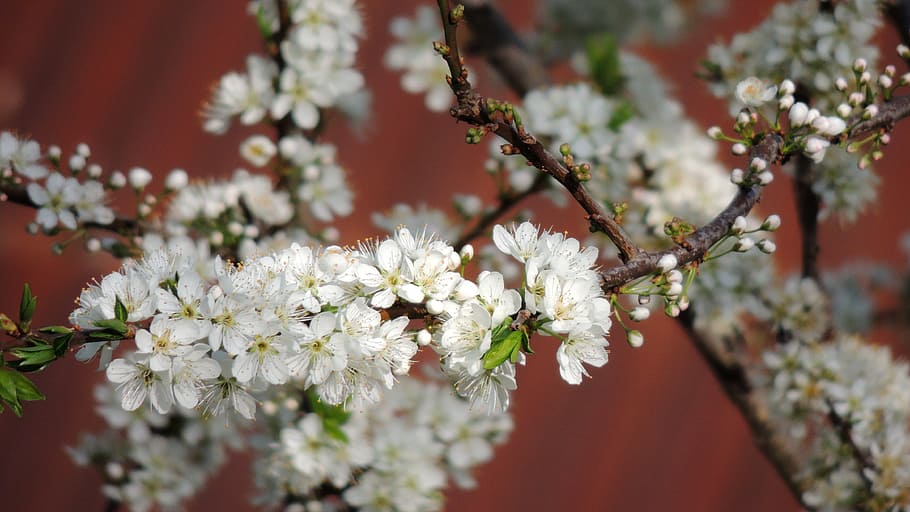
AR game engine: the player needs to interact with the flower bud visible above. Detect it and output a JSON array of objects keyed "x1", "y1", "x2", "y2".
[
  {"x1": 678, "y1": 296, "x2": 690, "y2": 311},
  {"x1": 757, "y1": 171, "x2": 774, "y2": 185},
  {"x1": 853, "y1": 58, "x2": 867, "y2": 73},
  {"x1": 734, "y1": 237, "x2": 754, "y2": 252},
  {"x1": 757, "y1": 239, "x2": 777, "y2": 254},
  {"x1": 109, "y1": 171, "x2": 126, "y2": 189},
  {"x1": 657, "y1": 254, "x2": 677, "y2": 273},
  {"x1": 879, "y1": 74, "x2": 893, "y2": 89},
  {"x1": 779, "y1": 79, "x2": 796, "y2": 96},
  {"x1": 788, "y1": 102, "x2": 809, "y2": 126},
  {"x1": 627, "y1": 330, "x2": 644, "y2": 348},
  {"x1": 128, "y1": 167, "x2": 153, "y2": 189},
  {"x1": 731, "y1": 143, "x2": 747, "y2": 155},
  {"x1": 69, "y1": 154, "x2": 86, "y2": 172},
  {"x1": 834, "y1": 77, "x2": 848, "y2": 91},
  {"x1": 734, "y1": 215, "x2": 749, "y2": 233},
  {"x1": 165, "y1": 168, "x2": 188, "y2": 190},
  {"x1": 761, "y1": 214, "x2": 781, "y2": 231},
  {"x1": 417, "y1": 329, "x2": 433, "y2": 346},
  {"x1": 750, "y1": 157, "x2": 767, "y2": 171},
  {"x1": 460, "y1": 244, "x2": 474, "y2": 262},
  {"x1": 730, "y1": 168, "x2": 744, "y2": 184},
  {"x1": 630, "y1": 306, "x2": 650, "y2": 321},
  {"x1": 47, "y1": 145, "x2": 61, "y2": 160},
  {"x1": 667, "y1": 269, "x2": 683, "y2": 283},
  {"x1": 664, "y1": 303, "x2": 681, "y2": 317},
  {"x1": 426, "y1": 299, "x2": 445, "y2": 315},
  {"x1": 76, "y1": 143, "x2": 91, "y2": 158},
  {"x1": 667, "y1": 282, "x2": 683, "y2": 298},
  {"x1": 836, "y1": 103, "x2": 852, "y2": 118},
  {"x1": 87, "y1": 164, "x2": 103, "y2": 179}
]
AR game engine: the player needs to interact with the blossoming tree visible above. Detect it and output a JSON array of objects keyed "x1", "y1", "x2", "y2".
[{"x1": 2, "y1": 0, "x2": 910, "y2": 510}]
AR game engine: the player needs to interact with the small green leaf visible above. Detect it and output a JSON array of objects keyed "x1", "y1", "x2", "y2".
[
  {"x1": 39, "y1": 326, "x2": 72, "y2": 335},
  {"x1": 482, "y1": 329, "x2": 524, "y2": 370},
  {"x1": 521, "y1": 331, "x2": 535, "y2": 355},
  {"x1": 88, "y1": 331, "x2": 127, "y2": 341},
  {"x1": 92, "y1": 319, "x2": 129, "y2": 335},
  {"x1": 323, "y1": 418, "x2": 349, "y2": 443},
  {"x1": 586, "y1": 33, "x2": 623, "y2": 95},
  {"x1": 53, "y1": 333, "x2": 74, "y2": 357},
  {"x1": 10, "y1": 372, "x2": 44, "y2": 401},
  {"x1": 0, "y1": 369, "x2": 18, "y2": 403},
  {"x1": 608, "y1": 100, "x2": 636, "y2": 131},
  {"x1": 18, "y1": 283, "x2": 37, "y2": 332},
  {"x1": 114, "y1": 297, "x2": 128, "y2": 323}
]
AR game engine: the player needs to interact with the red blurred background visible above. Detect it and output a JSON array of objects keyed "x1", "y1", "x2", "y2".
[{"x1": 1, "y1": 1, "x2": 909, "y2": 510}]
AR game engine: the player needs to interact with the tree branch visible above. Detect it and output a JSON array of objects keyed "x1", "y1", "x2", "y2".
[
  {"x1": 454, "y1": 172, "x2": 549, "y2": 249},
  {"x1": 791, "y1": 154, "x2": 820, "y2": 279},
  {"x1": 435, "y1": 0, "x2": 641, "y2": 262},
  {"x1": 0, "y1": 181, "x2": 140, "y2": 236}
]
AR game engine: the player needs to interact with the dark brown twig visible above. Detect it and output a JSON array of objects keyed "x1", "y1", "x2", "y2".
[{"x1": 435, "y1": 0, "x2": 640, "y2": 262}]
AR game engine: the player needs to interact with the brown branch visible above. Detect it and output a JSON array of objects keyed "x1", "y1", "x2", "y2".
[
  {"x1": 460, "y1": 0, "x2": 549, "y2": 96},
  {"x1": 825, "y1": 399, "x2": 877, "y2": 505},
  {"x1": 435, "y1": 0, "x2": 640, "y2": 262},
  {"x1": 792, "y1": 154, "x2": 820, "y2": 279},
  {"x1": 454, "y1": 172, "x2": 549, "y2": 249}
]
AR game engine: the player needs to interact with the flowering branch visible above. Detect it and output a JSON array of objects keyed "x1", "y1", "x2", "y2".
[
  {"x1": 435, "y1": 0, "x2": 641, "y2": 263},
  {"x1": 0, "y1": 181, "x2": 140, "y2": 236}
]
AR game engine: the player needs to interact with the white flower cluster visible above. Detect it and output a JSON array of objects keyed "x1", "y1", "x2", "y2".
[
  {"x1": 165, "y1": 169, "x2": 294, "y2": 249},
  {"x1": 255, "y1": 378, "x2": 512, "y2": 510},
  {"x1": 1, "y1": 132, "x2": 115, "y2": 231},
  {"x1": 384, "y1": 5, "x2": 455, "y2": 113},
  {"x1": 279, "y1": 135, "x2": 353, "y2": 222},
  {"x1": 372, "y1": 202, "x2": 459, "y2": 242},
  {"x1": 538, "y1": 0, "x2": 725, "y2": 57},
  {"x1": 762, "y1": 277, "x2": 829, "y2": 344},
  {"x1": 68, "y1": 384, "x2": 241, "y2": 512},
  {"x1": 439, "y1": 222, "x2": 612, "y2": 397},
  {"x1": 705, "y1": 0, "x2": 881, "y2": 112},
  {"x1": 761, "y1": 336, "x2": 910, "y2": 510},
  {"x1": 205, "y1": 0, "x2": 364, "y2": 133}
]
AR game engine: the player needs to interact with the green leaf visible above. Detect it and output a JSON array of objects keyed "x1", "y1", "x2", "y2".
[
  {"x1": 18, "y1": 283, "x2": 37, "y2": 332},
  {"x1": 0, "y1": 369, "x2": 18, "y2": 404},
  {"x1": 10, "y1": 345, "x2": 56, "y2": 367},
  {"x1": 608, "y1": 100, "x2": 636, "y2": 131},
  {"x1": 88, "y1": 331, "x2": 127, "y2": 341},
  {"x1": 39, "y1": 326, "x2": 72, "y2": 335},
  {"x1": 92, "y1": 319, "x2": 129, "y2": 335},
  {"x1": 521, "y1": 331, "x2": 535, "y2": 355},
  {"x1": 11, "y1": 372, "x2": 44, "y2": 401},
  {"x1": 586, "y1": 33, "x2": 624, "y2": 96},
  {"x1": 114, "y1": 297, "x2": 128, "y2": 323},
  {"x1": 53, "y1": 333, "x2": 74, "y2": 357},
  {"x1": 323, "y1": 418, "x2": 349, "y2": 443},
  {"x1": 482, "y1": 329, "x2": 524, "y2": 370}
]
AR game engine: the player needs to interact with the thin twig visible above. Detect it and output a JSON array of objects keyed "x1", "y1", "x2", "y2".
[
  {"x1": 435, "y1": 0, "x2": 641, "y2": 262},
  {"x1": 454, "y1": 172, "x2": 549, "y2": 249}
]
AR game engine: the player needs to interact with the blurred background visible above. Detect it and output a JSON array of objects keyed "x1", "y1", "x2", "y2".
[{"x1": 1, "y1": 1, "x2": 909, "y2": 510}]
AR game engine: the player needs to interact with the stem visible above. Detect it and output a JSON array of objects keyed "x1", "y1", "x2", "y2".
[{"x1": 792, "y1": 154, "x2": 820, "y2": 279}]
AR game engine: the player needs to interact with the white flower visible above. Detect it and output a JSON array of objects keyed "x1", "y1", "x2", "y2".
[
  {"x1": 804, "y1": 136, "x2": 831, "y2": 163},
  {"x1": 476, "y1": 271, "x2": 521, "y2": 326},
  {"x1": 232, "y1": 329, "x2": 289, "y2": 385},
  {"x1": 170, "y1": 346, "x2": 220, "y2": 409},
  {"x1": 0, "y1": 131, "x2": 48, "y2": 179},
  {"x1": 203, "y1": 55, "x2": 277, "y2": 134},
  {"x1": 556, "y1": 326, "x2": 610, "y2": 385},
  {"x1": 134, "y1": 316, "x2": 200, "y2": 372},
  {"x1": 239, "y1": 135, "x2": 277, "y2": 167},
  {"x1": 735, "y1": 77, "x2": 778, "y2": 107},
  {"x1": 106, "y1": 354, "x2": 173, "y2": 413},
  {"x1": 492, "y1": 222, "x2": 543, "y2": 263},
  {"x1": 26, "y1": 172, "x2": 80, "y2": 230},
  {"x1": 441, "y1": 303, "x2": 493, "y2": 374},
  {"x1": 165, "y1": 168, "x2": 188, "y2": 190},
  {"x1": 285, "y1": 312, "x2": 348, "y2": 387},
  {"x1": 297, "y1": 163, "x2": 353, "y2": 221}
]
